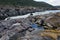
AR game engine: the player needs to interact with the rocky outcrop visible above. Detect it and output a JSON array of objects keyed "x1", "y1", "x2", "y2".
[
  {"x1": 45, "y1": 13, "x2": 60, "y2": 29},
  {"x1": 0, "y1": 18, "x2": 32, "y2": 40}
]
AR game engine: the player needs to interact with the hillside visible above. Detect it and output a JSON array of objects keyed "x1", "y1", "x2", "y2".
[{"x1": 0, "y1": 0, "x2": 57, "y2": 10}]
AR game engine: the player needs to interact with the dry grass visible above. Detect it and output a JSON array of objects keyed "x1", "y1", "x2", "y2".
[{"x1": 39, "y1": 30, "x2": 60, "y2": 40}]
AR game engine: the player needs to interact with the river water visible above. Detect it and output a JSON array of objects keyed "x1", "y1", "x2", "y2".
[{"x1": 5, "y1": 10, "x2": 60, "y2": 20}]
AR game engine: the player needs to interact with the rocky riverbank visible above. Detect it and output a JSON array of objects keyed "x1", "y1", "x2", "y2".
[
  {"x1": 0, "y1": 6, "x2": 43, "y2": 20},
  {"x1": 0, "y1": 12, "x2": 60, "y2": 40}
]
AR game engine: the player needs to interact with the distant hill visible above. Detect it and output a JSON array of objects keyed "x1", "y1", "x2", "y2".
[
  {"x1": 0, "y1": 0, "x2": 57, "y2": 10},
  {"x1": 55, "y1": 6, "x2": 60, "y2": 8},
  {"x1": 54, "y1": 6, "x2": 60, "y2": 9}
]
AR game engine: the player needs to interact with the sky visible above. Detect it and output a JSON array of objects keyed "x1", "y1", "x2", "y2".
[{"x1": 34, "y1": 0, "x2": 60, "y2": 6}]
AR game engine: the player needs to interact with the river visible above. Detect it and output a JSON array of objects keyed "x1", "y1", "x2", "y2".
[{"x1": 5, "y1": 10, "x2": 60, "y2": 20}]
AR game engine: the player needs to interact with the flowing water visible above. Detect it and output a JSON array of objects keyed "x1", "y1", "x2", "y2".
[{"x1": 5, "y1": 10, "x2": 60, "y2": 20}]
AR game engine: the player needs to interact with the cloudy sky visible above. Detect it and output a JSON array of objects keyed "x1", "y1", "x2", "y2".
[{"x1": 34, "y1": 0, "x2": 60, "y2": 6}]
